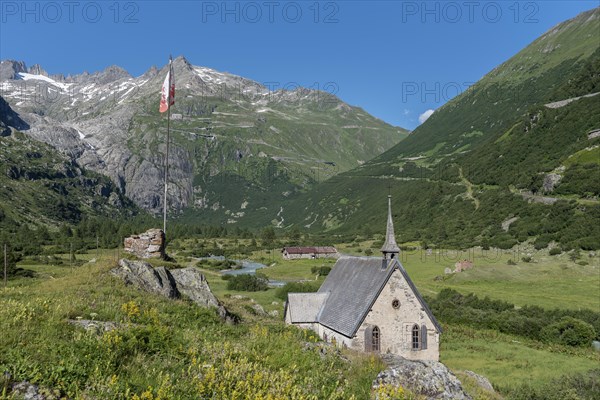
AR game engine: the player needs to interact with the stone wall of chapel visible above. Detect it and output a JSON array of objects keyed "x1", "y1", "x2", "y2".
[{"x1": 351, "y1": 268, "x2": 440, "y2": 361}]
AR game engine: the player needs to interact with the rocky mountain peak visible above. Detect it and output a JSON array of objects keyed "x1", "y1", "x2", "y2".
[
  {"x1": 62, "y1": 65, "x2": 131, "y2": 85},
  {"x1": 170, "y1": 55, "x2": 195, "y2": 76},
  {"x1": 0, "y1": 55, "x2": 409, "y2": 219},
  {"x1": 28, "y1": 64, "x2": 48, "y2": 77},
  {"x1": 173, "y1": 55, "x2": 191, "y2": 67},
  {"x1": 65, "y1": 70, "x2": 90, "y2": 83},
  {"x1": 141, "y1": 65, "x2": 159, "y2": 79},
  {"x1": 0, "y1": 60, "x2": 27, "y2": 80},
  {"x1": 93, "y1": 65, "x2": 132, "y2": 84}
]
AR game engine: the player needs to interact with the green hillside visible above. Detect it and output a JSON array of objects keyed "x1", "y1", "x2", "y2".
[
  {"x1": 273, "y1": 8, "x2": 600, "y2": 251},
  {"x1": 393, "y1": 8, "x2": 600, "y2": 160},
  {"x1": 0, "y1": 130, "x2": 139, "y2": 230},
  {"x1": 129, "y1": 79, "x2": 408, "y2": 225}
]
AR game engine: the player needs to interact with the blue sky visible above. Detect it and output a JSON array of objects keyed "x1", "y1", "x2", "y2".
[{"x1": 1, "y1": 1, "x2": 597, "y2": 129}]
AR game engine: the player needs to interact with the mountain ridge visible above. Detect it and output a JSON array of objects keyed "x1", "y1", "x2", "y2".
[{"x1": 0, "y1": 56, "x2": 408, "y2": 226}]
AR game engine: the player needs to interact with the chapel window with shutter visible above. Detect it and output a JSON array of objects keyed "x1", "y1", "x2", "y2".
[{"x1": 412, "y1": 324, "x2": 420, "y2": 350}]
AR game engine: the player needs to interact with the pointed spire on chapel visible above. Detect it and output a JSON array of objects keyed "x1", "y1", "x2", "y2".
[{"x1": 381, "y1": 195, "x2": 400, "y2": 260}]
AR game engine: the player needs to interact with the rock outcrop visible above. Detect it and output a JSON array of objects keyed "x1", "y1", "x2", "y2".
[
  {"x1": 373, "y1": 354, "x2": 471, "y2": 400},
  {"x1": 542, "y1": 171, "x2": 563, "y2": 193},
  {"x1": 111, "y1": 259, "x2": 179, "y2": 299},
  {"x1": 112, "y1": 260, "x2": 232, "y2": 321},
  {"x1": 0, "y1": 95, "x2": 30, "y2": 132},
  {"x1": 10, "y1": 381, "x2": 52, "y2": 400},
  {"x1": 0, "y1": 60, "x2": 27, "y2": 80},
  {"x1": 463, "y1": 370, "x2": 494, "y2": 393},
  {"x1": 124, "y1": 229, "x2": 166, "y2": 259},
  {"x1": 170, "y1": 267, "x2": 230, "y2": 319}
]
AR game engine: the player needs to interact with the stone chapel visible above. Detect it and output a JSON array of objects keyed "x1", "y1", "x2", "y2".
[{"x1": 284, "y1": 195, "x2": 442, "y2": 360}]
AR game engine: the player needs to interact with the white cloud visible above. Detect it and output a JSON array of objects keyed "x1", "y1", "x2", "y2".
[
  {"x1": 418, "y1": 109, "x2": 435, "y2": 124},
  {"x1": 403, "y1": 108, "x2": 411, "y2": 116}
]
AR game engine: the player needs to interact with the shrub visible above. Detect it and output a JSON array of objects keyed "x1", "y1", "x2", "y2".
[
  {"x1": 428, "y1": 289, "x2": 600, "y2": 344},
  {"x1": 196, "y1": 258, "x2": 239, "y2": 271},
  {"x1": 533, "y1": 236, "x2": 551, "y2": 250},
  {"x1": 541, "y1": 317, "x2": 596, "y2": 347},
  {"x1": 226, "y1": 274, "x2": 269, "y2": 292},
  {"x1": 310, "y1": 266, "x2": 331, "y2": 276},
  {"x1": 549, "y1": 248, "x2": 561, "y2": 256},
  {"x1": 506, "y1": 369, "x2": 600, "y2": 400},
  {"x1": 507, "y1": 259, "x2": 517, "y2": 265},
  {"x1": 521, "y1": 256, "x2": 532, "y2": 263},
  {"x1": 275, "y1": 281, "x2": 321, "y2": 300},
  {"x1": 4, "y1": 250, "x2": 22, "y2": 277},
  {"x1": 569, "y1": 249, "x2": 581, "y2": 261}
]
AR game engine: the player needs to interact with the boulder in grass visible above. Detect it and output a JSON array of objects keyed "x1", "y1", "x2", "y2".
[
  {"x1": 111, "y1": 259, "x2": 179, "y2": 299},
  {"x1": 112, "y1": 260, "x2": 235, "y2": 322},
  {"x1": 373, "y1": 354, "x2": 471, "y2": 400},
  {"x1": 170, "y1": 267, "x2": 231, "y2": 320}
]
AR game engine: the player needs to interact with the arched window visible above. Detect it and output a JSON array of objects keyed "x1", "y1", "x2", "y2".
[
  {"x1": 372, "y1": 326, "x2": 380, "y2": 352},
  {"x1": 412, "y1": 324, "x2": 420, "y2": 350}
]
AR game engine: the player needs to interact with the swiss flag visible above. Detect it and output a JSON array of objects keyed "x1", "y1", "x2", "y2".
[{"x1": 159, "y1": 57, "x2": 175, "y2": 113}]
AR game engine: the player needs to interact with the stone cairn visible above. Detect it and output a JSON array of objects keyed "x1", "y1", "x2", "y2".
[{"x1": 124, "y1": 228, "x2": 165, "y2": 259}]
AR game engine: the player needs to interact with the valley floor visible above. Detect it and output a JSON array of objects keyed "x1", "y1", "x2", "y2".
[{"x1": 1, "y1": 241, "x2": 598, "y2": 398}]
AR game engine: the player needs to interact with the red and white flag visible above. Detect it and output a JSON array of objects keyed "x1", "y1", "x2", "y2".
[{"x1": 159, "y1": 57, "x2": 175, "y2": 113}]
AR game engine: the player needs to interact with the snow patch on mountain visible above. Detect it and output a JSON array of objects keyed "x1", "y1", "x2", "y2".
[{"x1": 17, "y1": 72, "x2": 70, "y2": 91}]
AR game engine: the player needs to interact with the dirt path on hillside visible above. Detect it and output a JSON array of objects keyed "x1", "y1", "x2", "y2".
[{"x1": 458, "y1": 166, "x2": 480, "y2": 210}]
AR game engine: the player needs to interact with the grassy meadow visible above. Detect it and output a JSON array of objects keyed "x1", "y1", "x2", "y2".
[
  {"x1": 1, "y1": 251, "x2": 389, "y2": 399},
  {"x1": 336, "y1": 241, "x2": 600, "y2": 310},
  {"x1": 178, "y1": 239, "x2": 599, "y2": 392},
  {"x1": 1, "y1": 240, "x2": 598, "y2": 399}
]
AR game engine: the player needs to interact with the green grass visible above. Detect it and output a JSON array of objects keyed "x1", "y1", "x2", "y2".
[
  {"x1": 1, "y1": 252, "x2": 387, "y2": 399},
  {"x1": 259, "y1": 257, "x2": 335, "y2": 281},
  {"x1": 441, "y1": 325, "x2": 599, "y2": 391},
  {"x1": 564, "y1": 146, "x2": 600, "y2": 167},
  {"x1": 340, "y1": 243, "x2": 600, "y2": 311},
  {"x1": 4, "y1": 244, "x2": 599, "y2": 399},
  {"x1": 176, "y1": 239, "x2": 600, "y2": 312},
  {"x1": 182, "y1": 241, "x2": 600, "y2": 396},
  {"x1": 407, "y1": 251, "x2": 599, "y2": 311}
]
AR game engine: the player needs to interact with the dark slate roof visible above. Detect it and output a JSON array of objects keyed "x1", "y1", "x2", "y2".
[
  {"x1": 315, "y1": 256, "x2": 442, "y2": 337},
  {"x1": 283, "y1": 246, "x2": 338, "y2": 254}
]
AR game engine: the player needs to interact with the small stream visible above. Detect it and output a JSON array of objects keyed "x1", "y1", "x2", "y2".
[{"x1": 195, "y1": 256, "x2": 285, "y2": 287}]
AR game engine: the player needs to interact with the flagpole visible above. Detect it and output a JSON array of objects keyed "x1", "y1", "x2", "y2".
[
  {"x1": 160, "y1": 55, "x2": 174, "y2": 235},
  {"x1": 163, "y1": 105, "x2": 170, "y2": 234}
]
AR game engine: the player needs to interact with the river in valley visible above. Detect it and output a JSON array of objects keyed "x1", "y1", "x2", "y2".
[{"x1": 196, "y1": 256, "x2": 285, "y2": 287}]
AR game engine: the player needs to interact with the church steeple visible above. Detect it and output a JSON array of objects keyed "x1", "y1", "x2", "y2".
[{"x1": 381, "y1": 195, "x2": 400, "y2": 259}]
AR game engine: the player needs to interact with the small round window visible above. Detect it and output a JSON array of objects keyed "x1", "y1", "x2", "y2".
[{"x1": 392, "y1": 299, "x2": 400, "y2": 309}]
